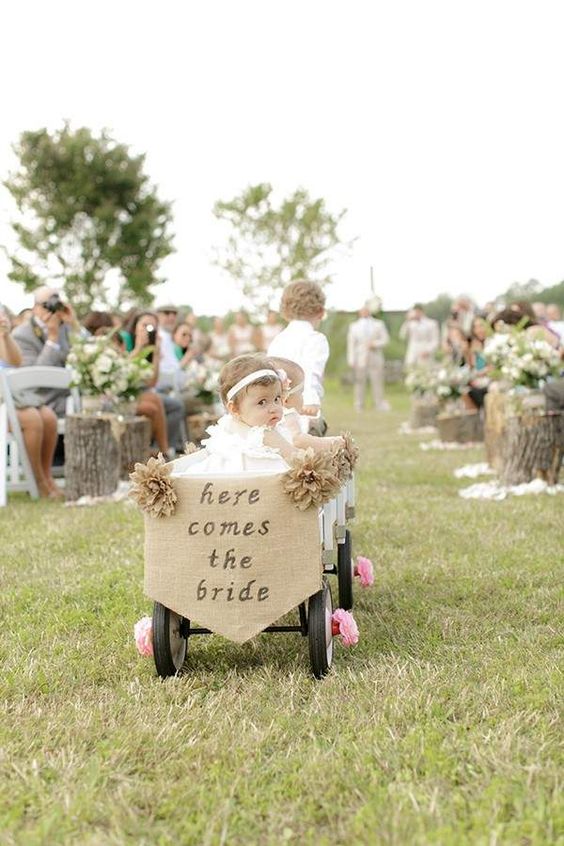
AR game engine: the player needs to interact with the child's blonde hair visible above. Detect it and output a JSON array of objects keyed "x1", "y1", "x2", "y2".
[
  {"x1": 280, "y1": 280, "x2": 326, "y2": 321},
  {"x1": 219, "y1": 354, "x2": 280, "y2": 406}
]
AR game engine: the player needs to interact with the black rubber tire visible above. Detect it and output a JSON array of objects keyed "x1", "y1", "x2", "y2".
[
  {"x1": 308, "y1": 579, "x2": 333, "y2": 679},
  {"x1": 152, "y1": 602, "x2": 187, "y2": 677},
  {"x1": 337, "y1": 529, "x2": 354, "y2": 611}
]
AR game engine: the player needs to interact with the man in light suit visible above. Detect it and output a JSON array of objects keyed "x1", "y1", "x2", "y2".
[
  {"x1": 11, "y1": 286, "x2": 79, "y2": 416},
  {"x1": 347, "y1": 304, "x2": 390, "y2": 412},
  {"x1": 399, "y1": 304, "x2": 440, "y2": 367}
]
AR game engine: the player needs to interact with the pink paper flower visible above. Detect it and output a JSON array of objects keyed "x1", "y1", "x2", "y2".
[
  {"x1": 331, "y1": 608, "x2": 359, "y2": 646},
  {"x1": 276, "y1": 368, "x2": 291, "y2": 394},
  {"x1": 354, "y1": 556, "x2": 374, "y2": 588},
  {"x1": 134, "y1": 616, "x2": 154, "y2": 657}
]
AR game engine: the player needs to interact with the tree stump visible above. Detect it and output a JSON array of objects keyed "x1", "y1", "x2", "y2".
[
  {"x1": 65, "y1": 415, "x2": 121, "y2": 501},
  {"x1": 187, "y1": 411, "x2": 219, "y2": 445},
  {"x1": 120, "y1": 416, "x2": 152, "y2": 479},
  {"x1": 499, "y1": 411, "x2": 564, "y2": 486},
  {"x1": 484, "y1": 392, "x2": 507, "y2": 473},
  {"x1": 409, "y1": 397, "x2": 438, "y2": 429},
  {"x1": 437, "y1": 412, "x2": 483, "y2": 443}
]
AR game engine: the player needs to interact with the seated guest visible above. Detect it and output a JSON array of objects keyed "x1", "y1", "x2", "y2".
[
  {"x1": 83, "y1": 311, "x2": 115, "y2": 336},
  {"x1": 93, "y1": 319, "x2": 174, "y2": 458},
  {"x1": 172, "y1": 321, "x2": 196, "y2": 368},
  {"x1": 442, "y1": 320, "x2": 469, "y2": 366},
  {"x1": 491, "y1": 304, "x2": 560, "y2": 347},
  {"x1": 1, "y1": 309, "x2": 63, "y2": 499},
  {"x1": 185, "y1": 311, "x2": 206, "y2": 354},
  {"x1": 228, "y1": 310, "x2": 255, "y2": 356},
  {"x1": 464, "y1": 317, "x2": 490, "y2": 411},
  {"x1": 123, "y1": 310, "x2": 185, "y2": 455},
  {"x1": 546, "y1": 304, "x2": 564, "y2": 343},
  {"x1": 155, "y1": 304, "x2": 181, "y2": 379},
  {"x1": 12, "y1": 308, "x2": 32, "y2": 328},
  {"x1": 10, "y1": 286, "x2": 80, "y2": 416},
  {"x1": 208, "y1": 317, "x2": 230, "y2": 363}
]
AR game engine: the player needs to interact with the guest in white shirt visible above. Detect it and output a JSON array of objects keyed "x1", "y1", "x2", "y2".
[
  {"x1": 399, "y1": 304, "x2": 440, "y2": 367},
  {"x1": 267, "y1": 280, "x2": 329, "y2": 419},
  {"x1": 228, "y1": 310, "x2": 255, "y2": 356},
  {"x1": 347, "y1": 304, "x2": 390, "y2": 412}
]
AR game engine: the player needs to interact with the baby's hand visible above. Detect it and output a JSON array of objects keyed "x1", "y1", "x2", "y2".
[{"x1": 302, "y1": 404, "x2": 320, "y2": 417}]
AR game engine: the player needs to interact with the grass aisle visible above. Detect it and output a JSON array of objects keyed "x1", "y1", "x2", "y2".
[{"x1": 1, "y1": 384, "x2": 562, "y2": 846}]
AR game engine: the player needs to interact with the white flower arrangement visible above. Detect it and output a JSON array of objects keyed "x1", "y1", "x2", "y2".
[
  {"x1": 405, "y1": 362, "x2": 471, "y2": 405},
  {"x1": 483, "y1": 330, "x2": 560, "y2": 389},
  {"x1": 68, "y1": 336, "x2": 126, "y2": 397},
  {"x1": 404, "y1": 365, "x2": 439, "y2": 397},
  {"x1": 185, "y1": 358, "x2": 221, "y2": 405},
  {"x1": 433, "y1": 363, "x2": 471, "y2": 402},
  {"x1": 68, "y1": 335, "x2": 152, "y2": 400}
]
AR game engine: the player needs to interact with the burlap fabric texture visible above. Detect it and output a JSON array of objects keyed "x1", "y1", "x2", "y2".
[{"x1": 144, "y1": 470, "x2": 322, "y2": 643}]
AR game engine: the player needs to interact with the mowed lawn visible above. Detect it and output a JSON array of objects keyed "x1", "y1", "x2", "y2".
[{"x1": 1, "y1": 384, "x2": 562, "y2": 846}]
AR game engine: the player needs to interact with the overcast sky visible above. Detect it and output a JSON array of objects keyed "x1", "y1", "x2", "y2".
[{"x1": 1, "y1": 0, "x2": 563, "y2": 315}]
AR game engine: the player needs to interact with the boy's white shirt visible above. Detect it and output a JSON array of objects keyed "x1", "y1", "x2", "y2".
[{"x1": 267, "y1": 320, "x2": 329, "y2": 407}]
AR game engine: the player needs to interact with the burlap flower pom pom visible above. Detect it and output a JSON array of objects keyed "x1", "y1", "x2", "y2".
[
  {"x1": 283, "y1": 448, "x2": 342, "y2": 510},
  {"x1": 331, "y1": 444, "x2": 352, "y2": 484},
  {"x1": 129, "y1": 455, "x2": 178, "y2": 518},
  {"x1": 340, "y1": 431, "x2": 360, "y2": 473}
]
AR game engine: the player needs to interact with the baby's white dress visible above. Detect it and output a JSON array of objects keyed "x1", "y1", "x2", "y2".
[{"x1": 173, "y1": 414, "x2": 290, "y2": 476}]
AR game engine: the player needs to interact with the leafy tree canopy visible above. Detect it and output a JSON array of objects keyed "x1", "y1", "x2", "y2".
[
  {"x1": 503, "y1": 279, "x2": 564, "y2": 308},
  {"x1": 213, "y1": 183, "x2": 351, "y2": 310},
  {"x1": 4, "y1": 124, "x2": 174, "y2": 315}
]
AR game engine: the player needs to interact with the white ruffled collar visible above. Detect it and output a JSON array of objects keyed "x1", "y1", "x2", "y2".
[{"x1": 201, "y1": 414, "x2": 281, "y2": 460}]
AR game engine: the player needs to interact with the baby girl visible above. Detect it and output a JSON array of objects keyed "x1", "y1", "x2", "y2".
[
  {"x1": 269, "y1": 356, "x2": 344, "y2": 453},
  {"x1": 175, "y1": 355, "x2": 300, "y2": 475}
]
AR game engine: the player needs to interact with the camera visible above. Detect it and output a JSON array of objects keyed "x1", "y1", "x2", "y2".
[
  {"x1": 43, "y1": 293, "x2": 66, "y2": 314},
  {"x1": 145, "y1": 323, "x2": 156, "y2": 362}
]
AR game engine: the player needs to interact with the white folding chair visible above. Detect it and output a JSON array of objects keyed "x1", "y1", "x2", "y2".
[{"x1": 0, "y1": 367, "x2": 80, "y2": 506}]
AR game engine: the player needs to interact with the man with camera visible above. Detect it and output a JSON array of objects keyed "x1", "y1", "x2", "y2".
[{"x1": 11, "y1": 286, "x2": 80, "y2": 416}]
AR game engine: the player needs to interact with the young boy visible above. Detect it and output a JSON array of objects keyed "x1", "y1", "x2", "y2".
[{"x1": 267, "y1": 280, "x2": 329, "y2": 433}]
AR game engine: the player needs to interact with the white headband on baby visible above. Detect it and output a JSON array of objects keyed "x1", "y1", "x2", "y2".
[{"x1": 226, "y1": 369, "x2": 282, "y2": 402}]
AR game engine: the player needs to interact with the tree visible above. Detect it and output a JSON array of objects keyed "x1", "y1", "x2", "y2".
[
  {"x1": 502, "y1": 279, "x2": 543, "y2": 303},
  {"x1": 4, "y1": 124, "x2": 174, "y2": 315},
  {"x1": 213, "y1": 183, "x2": 350, "y2": 310},
  {"x1": 421, "y1": 293, "x2": 453, "y2": 323}
]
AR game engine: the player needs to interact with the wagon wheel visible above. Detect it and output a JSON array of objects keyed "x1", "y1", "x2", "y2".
[
  {"x1": 337, "y1": 529, "x2": 354, "y2": 611},
  {"x1": 152, "y1": 602, "x2": 187, "y2": 677},
  {"x1": 308, "y1": 579, "x2": 334, "y2": 679}
]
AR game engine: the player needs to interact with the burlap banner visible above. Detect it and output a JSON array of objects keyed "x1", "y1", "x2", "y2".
[{"x1": 144, "y1": 472, "x2": 322, "y2": 643}]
